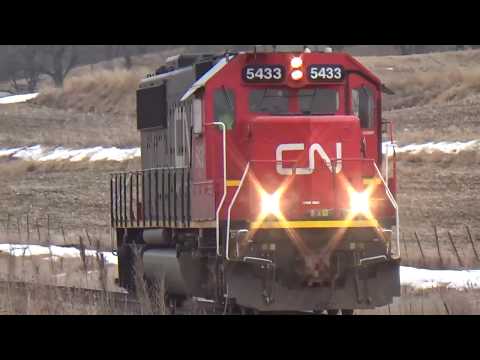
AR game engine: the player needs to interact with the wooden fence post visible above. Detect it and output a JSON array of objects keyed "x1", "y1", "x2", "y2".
[
  {"x1": 402, "y1": 232, "x2": 408, "y2": 261},
  {"x1": 447, "y1": 231, "x2": 464, "y2": 268},
  {"x1": 433, "y1": 226, "x2": 443, "y2": 268},
  {"x1": 466, "y1": 226, "x2": 480, "y2": 263},
  {"x1": 414, "y1": 232, "x2": 426, "y2": 266},
  {"x1": 16, "y1": 216, "x2": 21, "y2": 243},
  {"x1": 26, "y1": 214, "x2": 30, "y2": 243}
]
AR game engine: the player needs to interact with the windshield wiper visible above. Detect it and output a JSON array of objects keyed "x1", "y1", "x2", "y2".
[
  {"x1": 256, "y1": 88, "x2": 268, "y2": 112},
  {"x1": 305, "y1": 88, "x2": 317, "y2": 114},
  {"x1": 221, "y1": 85, "x2": 233, "y2": 112}
]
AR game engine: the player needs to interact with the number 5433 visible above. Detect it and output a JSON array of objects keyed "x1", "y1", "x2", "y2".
[{"x1": 309, "y1": 66, "x2": 344, "y2": 81}]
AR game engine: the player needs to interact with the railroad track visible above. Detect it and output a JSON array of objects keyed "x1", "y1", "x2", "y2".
[
  {"x1": 0, "y1": 280, "x2": 220, "y2": 314},
  {"x1": 0, "y1": 280, "x2": 148, "y2": 314},
  {"x1": 0, "y1": 280, "x2": 336, "y2": 315}
]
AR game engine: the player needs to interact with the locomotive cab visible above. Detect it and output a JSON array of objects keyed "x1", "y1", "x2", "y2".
[{"x1": 111, "y1": 48, "x2": 401, "y2": 313}]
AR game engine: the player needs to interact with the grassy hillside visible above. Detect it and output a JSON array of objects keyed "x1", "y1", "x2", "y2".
[
  {"x1": 32, "y1": 48, "x2": 480, "y2": 117},
  {"x1": 362, "y1": 49, "x2": 480, "y2": 110},
  {"x1": 2, "y1": 48, "x2": 480, "y2": 251}
]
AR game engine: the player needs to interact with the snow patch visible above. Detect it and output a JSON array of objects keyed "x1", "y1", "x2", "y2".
[
  {"x1": 1, "y1": 243, "x2": 479, "y2": 290},
  {"x1": 0, "y1": 244, "x2": 118, "y2": 265},
  {"x1": 0, "y1": 93, "x2": 39, "y2": 105},
  {"x1": 383, "y1": 140, "x2": 479, "y2": 156},
  {"x1": 0, "y1": 145, "x2": 140, "y2": 162},
  {"x1": 400, "y1": 266, "x2": 480, "y2": 290},
  {"x1": 0, "y1": 140, "x2": 478, "y2": 164}
]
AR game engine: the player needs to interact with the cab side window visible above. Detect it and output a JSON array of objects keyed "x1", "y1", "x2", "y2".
[
  {"x1": 352, "y1": 86, "x2": 374, "y2": 129},
  {"x1": 214, "y1": 88, "x2": 235, "y2": 130}
]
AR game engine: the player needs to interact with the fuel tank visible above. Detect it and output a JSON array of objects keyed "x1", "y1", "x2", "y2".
[{"x1": 142, "y1": 248, "x2": 210, "y2": 298}]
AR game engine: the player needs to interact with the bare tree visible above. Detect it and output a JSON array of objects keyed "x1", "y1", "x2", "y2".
[
  {"x1": 329, "y1": 45, "x2": 347, "y2": 52},
  {"x1": 396, "y1": 45, "x2": 429, "y2": 55},
  {"x1": 103, "y1": 45, "x2": 118, "y2": 69},
  {"x1": 118, "y1": 45, "x2": 133, "y2": 69},
  {"x1": 104, "y1": 45, "x2": 115, "y2": 61},
  {"x1": 4, "y1": 45, "x2": 43, "y2": 92},
  {"x1": 135, "y1": 45, "x2": 150, "y2": 55},
  {"x1": 104, "y1": 45, "x2": 139, "y2": 69},
  {"x1": 39, "y1": 45, "x2": 79, "y2": 87},
  {"x1": 4, "y1": 46, "x2": 22, "y2": 92},
  {"x1": 22, "y1": 46, "x2": 43, "y2": 91}
]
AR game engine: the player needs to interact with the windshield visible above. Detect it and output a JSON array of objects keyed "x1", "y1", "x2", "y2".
[
  {"x1": 249, "y1": 87, "x2": 339, "y2": 115},
  {"x1": 249, "y1": 88, "x2": 290, "y2": 114},
  {"x1": 298, "y1": 88, "x2": 339, "y2": 115}
]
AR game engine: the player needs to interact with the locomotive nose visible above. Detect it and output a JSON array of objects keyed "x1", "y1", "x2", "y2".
[{"x1": 247, "y1": 115, "x2": 363, "y2": 221}]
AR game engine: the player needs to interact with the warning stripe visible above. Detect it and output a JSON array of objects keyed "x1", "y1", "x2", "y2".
[
  {"x1": 250, "y1": 219, "x2": 379, "y2": 229},
  {"x1": 363, "y1": 178, "x2": 382, "y2": 186},
  {"x1": 226, "y1": 180, "x2": 241, "y2": 187}
]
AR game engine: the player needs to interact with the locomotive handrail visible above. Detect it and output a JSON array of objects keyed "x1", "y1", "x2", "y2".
[
  {"x1": 110, "y1": 167, "x2": 191, "y2": 230},
  {"x1": 206, "y1": 122, "x2": 227, "y2": 257},
  {"x1": 330, "y1": 156, "x2": 400, "y2": 258},
  {"x1": 110, "y1": 166, "x2": 190, "y2": 176},
  {"x1": 373, "y1": 162, "x2": 400, "y2": 259},
  {"x1": 226, "y1": 162, "x2": 251, "y2": 261}
]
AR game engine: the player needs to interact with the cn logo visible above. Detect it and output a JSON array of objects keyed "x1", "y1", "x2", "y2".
[{"x1": 275, "y1": 143, "x2": 342, "y2": 176}]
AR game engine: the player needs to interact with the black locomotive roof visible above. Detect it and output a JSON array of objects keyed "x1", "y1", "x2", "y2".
[{"x1": 139, "y1": 53, "x2": 228, "y2": 106}]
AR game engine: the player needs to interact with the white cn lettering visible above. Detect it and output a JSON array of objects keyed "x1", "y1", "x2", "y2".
[{"x1": 276, "y1": 143, "x2": 342, "y2": 176}]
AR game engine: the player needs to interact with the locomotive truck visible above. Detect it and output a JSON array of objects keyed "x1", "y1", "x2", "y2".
[{"x1": 110, "y1": 46, "x2": 401, "y2": 314}]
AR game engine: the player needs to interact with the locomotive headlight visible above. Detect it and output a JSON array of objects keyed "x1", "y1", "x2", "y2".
[
  {"x1": 350, "y1": 191, "x2": 370, "y2": 215},
  {"x1": 261, "y1": 192, "x2": 281, "y2": 217},
  {"x1": 290, "y1": 56, "x2": 303, "y2": 69},
  {"x1": 291, "y1": 69, "x2": 304, "y2": 81}
]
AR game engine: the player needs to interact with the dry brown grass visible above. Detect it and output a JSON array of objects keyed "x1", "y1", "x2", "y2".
[
  {"x1": 397, "y1": 151, "x2": 480, "y2": 167},
  {"x1": 360, "y1": 286, "x2": 480, "y2": 315},
  {"x1": 23, "y1": 48, "x2": 480, "y2": 145},
  {"x1": 0, "y1": 252, "x2": 162, "y2": 315},
  {"x1": 0, "y1": 159, "x2": 140, "y2": 244},
  {"x1": 31, "y1": 47, "x2": 188, "y2": 116},
  {"x1": 35, "y1": 68, "x2": 145, "y2": 116},
  {"x1": 387, "y1": 102, "x2": 480, "y2": 145},
  {"x1": 0, "y1": 208, "x2": 477, "y2": 315},
  {"x1": 0, "y1": 214, "x2": 169, "y2": 314},
  {"x1": 0, "y1": 158, "x2": 139, "y2": 179},
  {"x1": 399, "y1": 227, "x2": 480, "y2": 270},
  {"x1": 396, "y1": 154, "x2": 480, "y2": 245},
  {"x1": 360, "y1": 49, "x2": 480, "y2": 110},
  {"x1": 0, "y1": 103, "x2": 139, "y2": 147}
]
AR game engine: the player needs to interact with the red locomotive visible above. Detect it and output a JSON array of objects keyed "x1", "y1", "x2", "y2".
[{"x1": 111, "y1": 46, "x2": 401, "y2": 314}]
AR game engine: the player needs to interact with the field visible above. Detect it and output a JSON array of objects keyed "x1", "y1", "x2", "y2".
[{"x1": 1, "y1": 48, "x2": 480, "y2": 314}]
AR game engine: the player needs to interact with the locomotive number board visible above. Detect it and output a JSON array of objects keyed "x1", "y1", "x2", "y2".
[
  {"x1": 242, "y1": 65, "x2": 285, "y2": 82},
  {"x1": 308, "y1": 65, "x2": 344, "y2": 81}
]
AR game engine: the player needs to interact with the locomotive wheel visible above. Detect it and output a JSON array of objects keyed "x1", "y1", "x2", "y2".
[
  {"x1": 326, "y1": 309, "x2": 355, "y2": 315},
  {"x1": 117, "y1": 242, "x2": 136, "y2": 293},
  {"x1": 238, "y1": 306, "x2": 258, "y2": 315},
  {"x1": 223, "y1": 301, "x2": 258, "y2": 315}
]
